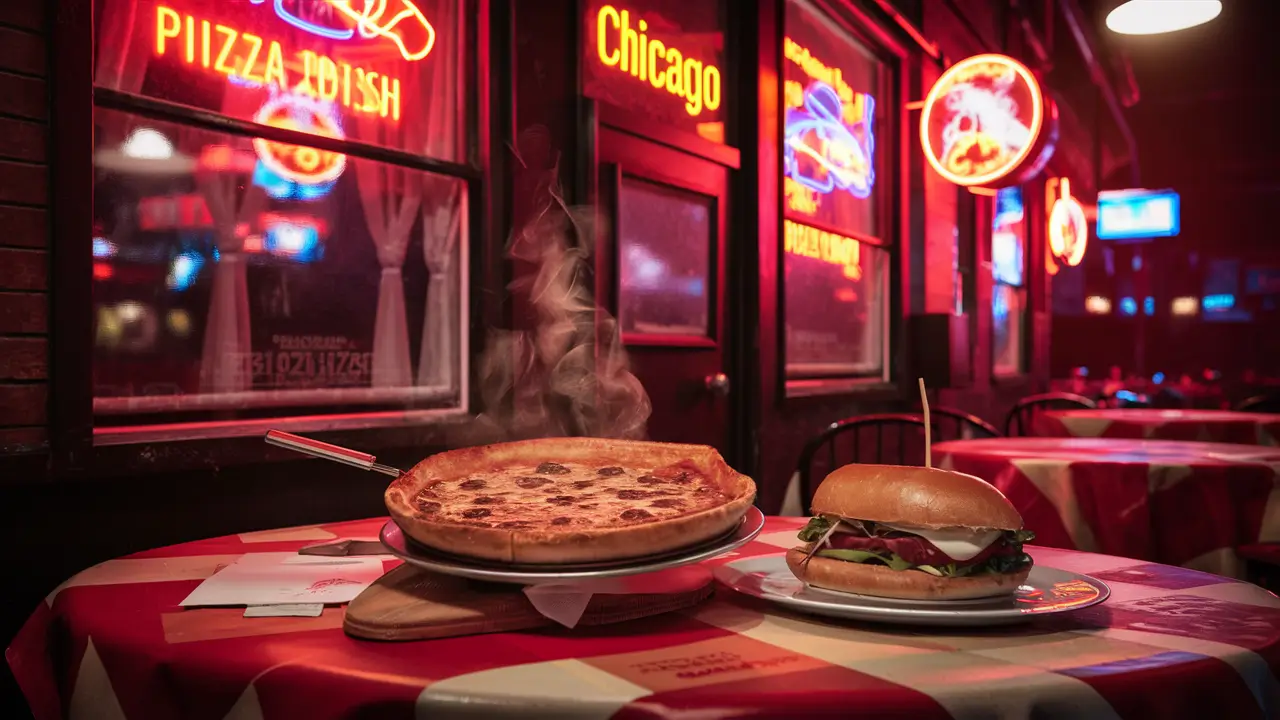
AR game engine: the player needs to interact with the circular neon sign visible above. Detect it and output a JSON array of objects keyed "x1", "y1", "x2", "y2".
[
  {"x1": 1049, "y1": 179, "x2": 1088, "y2": 267},
  {"x1": 921, "y1": 54, "x2": 1058, "y2": 188},
  {"x1": 252, "y1": 94, "x2": 347, "y2": 187}
]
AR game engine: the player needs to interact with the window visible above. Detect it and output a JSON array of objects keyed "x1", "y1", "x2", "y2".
[
  {"x1": 91, "y1": 0, "x2": 472, "y2": 431},
  {"x1": 992, "y1": 186, "x2": 1026, "y2": 376},
  {"x1": 782, "y1": 0, "x2": 891, "y2": 380}
]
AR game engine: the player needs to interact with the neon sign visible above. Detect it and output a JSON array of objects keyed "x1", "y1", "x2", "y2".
[
  {"x1": 921, "y1": 54, "x2": 1057, "y2": 188},
  {"x1": 1048, "y1": 178, "x2": 1088, "y2": 268},
  {"x1": 784, "y1": 219, "x2": 862, "y2": 280},
  {"x1": 782, "y1": 38, "x2": 876, "y2": 219},
  {"x1": 247, "y1": 0, "x2": 436, "y2": 61},
  {"x1": 155, "y1": 6, "x2": 402, "y2": 121},
  {"x1": 1096, "y1": 188, "x2": 1180, "y2": 240},
  {"x1": 595, "y1": 6, "x2": 722, "y2": 117},
  {"x1": 251, "y1": 93, "x2": 348, "y2": 187}
]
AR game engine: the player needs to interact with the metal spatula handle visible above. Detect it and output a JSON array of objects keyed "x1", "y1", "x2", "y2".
[{"x1": 264, "y1": 430, "x2": 403, "y2": 477}]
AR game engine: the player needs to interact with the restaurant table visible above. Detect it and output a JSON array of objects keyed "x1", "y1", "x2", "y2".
[
  {"x1": 1034, "y1": 408, "x2": 1280, "y2": 446},
  {"x1": 934, "y1": 437, "x2": 1280, "y2": 579},
  {"x1": 10, "y1": 516, "x2": 1280, "y2": 720}
]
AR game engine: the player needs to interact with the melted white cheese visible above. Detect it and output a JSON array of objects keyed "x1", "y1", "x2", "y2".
[{"x1": 878, "y1": 522, "x2": 1002, "y2": 561}]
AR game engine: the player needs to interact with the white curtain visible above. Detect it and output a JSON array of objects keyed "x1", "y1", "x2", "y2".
[
  {"x1": 355, "y1": 144, "x2": 423, "y2": 388},
  {"x1": 197, "y1": 171, "x2": 265, "y2": 393},
  {"x1": 418, "y1": 186, "x2": 461, "y2": 388}
]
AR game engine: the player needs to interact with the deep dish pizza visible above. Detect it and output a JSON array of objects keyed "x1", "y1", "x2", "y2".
[{"x1": 385, "y1": 438, "x2": 756, "y2": 564}]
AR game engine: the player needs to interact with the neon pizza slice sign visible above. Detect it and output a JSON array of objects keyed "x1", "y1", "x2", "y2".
[
  {"x1": 1048, "y1": 178, "x2": 1088, "y2": 268},
  {"x1": 249, "y1": 0, "x2": 436, "y2": 62},
  {"x1": 921, "y1": 54, "x2": 1057, "y2": 188}
]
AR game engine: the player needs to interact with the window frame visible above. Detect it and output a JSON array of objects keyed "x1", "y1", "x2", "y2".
[
  {"x1": 779, "y1": 0, "x2": 904, "y2": 396},
  {"x1": 49, "y1": 0, "x2": 507, "y2": 476}
]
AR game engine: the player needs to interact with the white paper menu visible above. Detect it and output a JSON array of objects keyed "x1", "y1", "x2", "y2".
[{"x1": 180, "y1": 552, "x2": 385, "y2": 607}]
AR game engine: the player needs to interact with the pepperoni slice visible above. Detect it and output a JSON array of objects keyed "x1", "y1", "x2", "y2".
[
  {"x1": 636, "y1": 476, "x2": 663, "y2": 485},
  {"x1": 596, "y1": 467, "x2": 625, "y2": 476},
  {"x1": 547, "y1": 496, "x2": 576, "y2": 506},
  {"x1": 536, "y1": 462, "x2": 570, "y2": 475},
  {"x1": 472, "y1": 496, "x2": 505, "y2": 505},
  {"x1": 650, "y1": 498, "x2": 685, "y2": 509},
  {"x1": 621, "y1": 509, "x2": 652, "y2": 521},
  {"x1": 415, "y1": 500, "x2": 442, "y2": 514},
  {"x1": 459, "y1": 478, "x2": 486, "y2": 490},
  {"x1": 571, "y1": 480, "x2": 594, "y2": 490},
  {"x1": 616, "y1": 489, "x2": 651, "y2": 500},
  {"x1": 498, "y1": 520, "x2": 533, "y2": 529},
  {"x1": 551, "y1": 517, "x2": 573, "y2": 525},
  {"x1": 516, "y1": 476, "x2": 551, "y2": 489},
  {"x1": 462, "y1": 508, "x2": 491, "y2": 518}
]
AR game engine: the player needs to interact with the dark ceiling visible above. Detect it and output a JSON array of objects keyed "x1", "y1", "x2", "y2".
[{"x1": 1087, "y1": 0, "x2": 1280, "y2": 192}]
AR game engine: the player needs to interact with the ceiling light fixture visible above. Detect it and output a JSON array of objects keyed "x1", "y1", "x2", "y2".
[{"x1": 1106, "y1": 0, "x2": 1222, "y2": 36}]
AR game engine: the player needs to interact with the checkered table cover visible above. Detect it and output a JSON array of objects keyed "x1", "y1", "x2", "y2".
[
  {"x1": 935, "y1": 437, "x2": 1280, "y2": 579},
  {"x1": 1035, "y1": 409, "x2": 1280, "y2": 447},
  {"x1": 8, "y1": 516, "x2": 1280, "y2": 720}
]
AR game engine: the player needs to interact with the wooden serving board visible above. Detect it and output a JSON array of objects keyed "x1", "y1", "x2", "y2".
[{"x1": 343, "y1": 564, "x2": 714, "y2": 641}]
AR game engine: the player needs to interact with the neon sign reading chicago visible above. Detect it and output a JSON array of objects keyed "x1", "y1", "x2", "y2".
[
  {"x1": 782, "y1": 37, "x2": 876, "y2": 218},
  {"x1": 1048, "y1": 178, "x2": 1087, "y2": 267},
  {"x1": 921, "y1": 54, "x2": 1056, "y2": 188},
  {"x1": 784, "y1": 220, "x2": 862, "y2": 281},
  {"x1": 595, "y1": 6, "x2": 722, "y2": 117},
  {"x1": 248, "y1": 0, "x2": 436, "y2": 61},
  {"x1": 156, "y1": 5, "x2": 404, "y2": 121}
]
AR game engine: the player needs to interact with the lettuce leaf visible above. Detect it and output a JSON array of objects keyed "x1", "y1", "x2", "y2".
[
  {"x1": 816, "y1": 549, "x2": 914, "y2": 571},
  {"x1": 1006, "y1": 529, "x2": 1036, "y2": 544},
  {"x1": 797, "y1": 516, "x2": 835, "y2": 543}
]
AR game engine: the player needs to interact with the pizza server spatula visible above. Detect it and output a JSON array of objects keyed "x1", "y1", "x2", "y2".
[{"x1": 264, "y1": 429, "x2": 403, "y2": 478}]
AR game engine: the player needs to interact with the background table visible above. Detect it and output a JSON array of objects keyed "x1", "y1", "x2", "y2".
[
  {"x1": 10, "y1": 516, "x2": 1280, "y2": 720},
  {"x1": 1034, "y1": 408, "x2": 1280, "y2": 446},
  {"x1": 935, "y1": 437, "x2": 1280, "y2": 578}
]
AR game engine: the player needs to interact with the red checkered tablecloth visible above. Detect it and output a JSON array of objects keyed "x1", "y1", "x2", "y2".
[
  {"x1": 1035, "y1": 409, "x2": 1280, "y2": 446},
  {"x1": 935, "y1": 437, "x2": 1280, "y2": 579},
  {"x1": 8, "y1": 516, "x2": 1280, "y2": 720}
]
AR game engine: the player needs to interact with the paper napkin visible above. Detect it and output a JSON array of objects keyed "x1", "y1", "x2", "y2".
[
  {"x1": 521, "y1": 565, "x2": 712, "y2": 628},
  {"x1": 181, "y1": 552, "x2": 385, "y2": 607}
]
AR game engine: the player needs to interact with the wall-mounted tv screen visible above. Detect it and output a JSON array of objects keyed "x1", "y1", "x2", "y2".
[{"x1": 1096, "y1": 189, "x2": 1180, "y2": 241}]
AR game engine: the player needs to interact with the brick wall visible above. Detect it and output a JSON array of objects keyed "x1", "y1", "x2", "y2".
[{"x1": 0, "y1": 2, "x2": 48, "y2": 456}]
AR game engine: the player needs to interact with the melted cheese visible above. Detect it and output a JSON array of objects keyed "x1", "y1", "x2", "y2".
[{"x1": 878, "y1": 522, "x2": 1001, "y2": 561}]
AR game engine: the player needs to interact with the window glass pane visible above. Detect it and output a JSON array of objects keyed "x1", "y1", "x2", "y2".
[
  {"x1": 618, "y1": 178, "x2": 713, "y2": 337},
  {"x1": 993, "y1": 283, "x2": 1025, "y2": 377},
  {"x1": 992, "y1": 186, "x2": 1025, "y2": 286},
  {"x1": 92, "y1": 108, "x2": 466, "y2": 423},
  {"x1": 783, "y1": 0, "x2": 883, "y2": 239},
  {"x1": 582, "y1": 0, "x2": 727, "y2": 144},
  {"x1": 784, "y1": 221, "x2": 887, "y2": 377},
  {"x1": 94, "y1": 0, "x2": 466, "y2": 161}
]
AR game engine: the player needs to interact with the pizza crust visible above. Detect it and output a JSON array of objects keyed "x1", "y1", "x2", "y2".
[{"x1": 385, "y1": 438, "x2": 756, "y2": 564}]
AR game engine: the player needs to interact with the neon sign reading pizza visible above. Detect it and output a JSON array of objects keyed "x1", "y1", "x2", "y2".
[
  {"x1": 155, "y1": 5, "x2": 404, "y2": 121},
  {"x1": 595, "y1": 5, "x2": 722, "y2": 117},
  {"x1": 782, "y1": 38, "x2": 876, "y2": 218},
  {"x1": 784, "y1": 219, "x2": 862, "y2": 281},
  {"x1": 921, "y1": 54, "x2": 1057, "y2": 188}
]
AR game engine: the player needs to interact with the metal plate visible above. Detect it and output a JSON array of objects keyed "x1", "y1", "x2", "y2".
[
  {"x1": 380, "y1": 506, "x2": 765, "y2": 583},
  {"x1": 714, "y1": 554, "x2": 1109, "y2": 627}
]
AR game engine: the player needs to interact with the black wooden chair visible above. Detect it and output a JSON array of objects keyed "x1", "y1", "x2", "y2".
[
  {"x1": 1004, "y1": 392, "x2": 1097, "y2": 436},
  {"x1": 1236, "y1": 394, "x2": 1280, "y2": 414},
  {"x1": 926, "y1": 406, "x2": 1001, "y2": 440},
  {"x1": 794, "y1": 414, "x2": 940, "y2": 512}
]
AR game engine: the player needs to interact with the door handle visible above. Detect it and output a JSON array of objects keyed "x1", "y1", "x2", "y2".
[{"x1": 705, "y1": 373, "x2": 730, "y2": 397}]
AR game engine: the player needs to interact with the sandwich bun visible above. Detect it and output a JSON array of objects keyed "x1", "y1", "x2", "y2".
[
  {"x1": 787, "y1": 547, "x2": 1031, "y2": 600},
  {"x1": 810, "y1": 464, "x2": 1023, "y2": 530}
]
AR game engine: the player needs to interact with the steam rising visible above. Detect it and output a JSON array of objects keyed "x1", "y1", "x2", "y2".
[{"x1": 474, "y1": 127, "x2": 651, "y2": 441}]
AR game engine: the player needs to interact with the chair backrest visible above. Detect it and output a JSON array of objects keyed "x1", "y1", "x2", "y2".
[
  {"x1": 1236, "y1": 393, "x2": 1280, "y2": 414},
  {"x1": 795, "y1": 413, "x2": 937, "y2": 512},
  {"x1": 1004, "y1": 392, "x2": 1097, "y2": 436},
  {"x1": 926, "y1": 406, "x2": 1001, "y2": 440}
]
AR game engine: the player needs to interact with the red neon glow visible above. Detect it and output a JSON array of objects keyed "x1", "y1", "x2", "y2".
[
  {"x1": 252, "y1": 94, "x2": 347, "y2": 186},
  {"x1": 93, "y1": 263, "x2": 115, "y2": 280},
  {"x1": 1048, "y1": 178, "x2": 1088, "y2": 267},
  {"x1": 155, "y1": 6, "x2": 402, "y2": 121},
  {"x1": 921, "y1": 54, "x2": 1053, "y2": 188}
]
